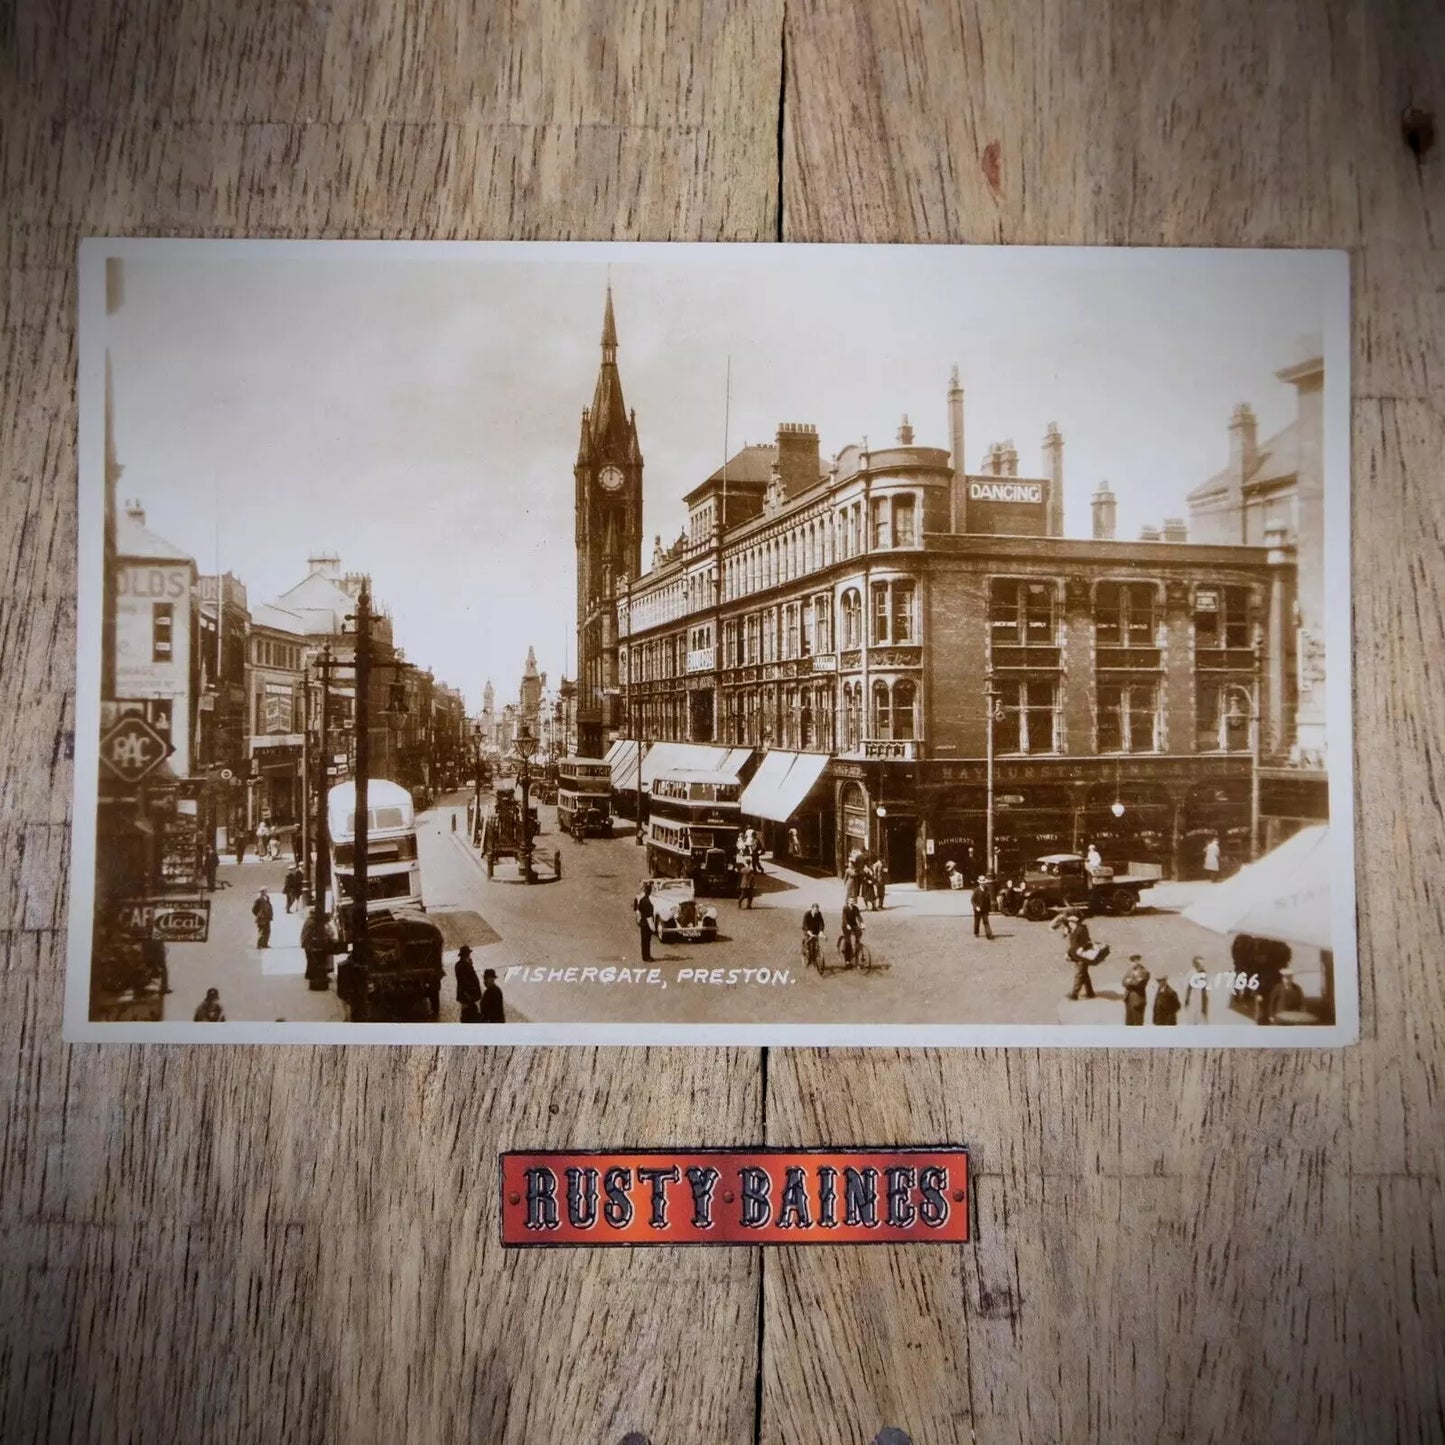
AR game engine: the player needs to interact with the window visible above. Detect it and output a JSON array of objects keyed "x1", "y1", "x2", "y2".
[
  {"x1": 869, "y1": 581, "x2": 917, "y2": 644},
  {"x1": 783, "y1": 604, "x2": 801, "y2": 660},
  {"x1": 844, "y1": 683, "x2": 862, "y2": 749},
  {"x1": 893, "y1": 679, "x2": 917, "y2": 740},
  {"x1": 1196, "y1": 680, "x2": 1251, "y2": 751},
  {"x1": 1096, "y1": 582, "x2": 1156, "y2": 647},
  {"x1": 996, "y1": 678, "x2": 1058, "y2": 754},
  {"x1": 1195, "y1": 585, "x2": 1252, "y2": 648},
  {"x1": 871, "y1": 496, "x2": 892, "y2": 549},
  {"x1": 813, "y1": 595, "x2": 832, "y2": 654},
  {"x1": 989, "y1": 579, "x2": 1055, "y2": 646},
  {"x1": 893, "y1": 495, "x2": 917, "y2": 547},
  {"x1": 841, "y1": 589, "x2": 862, "y2": 649},
  {"x1": 871, "y1": 681, "x2": 892, "y2": 738},
  {"x1": 1098, "y1": 680, "x2": 1159, "y2": 752},
  {"x1": 152, "y1": 603, "x2": 174, "y2": 662},
  {"x1": 800, "y1": 600, "x2": 813, "y2": 657}
]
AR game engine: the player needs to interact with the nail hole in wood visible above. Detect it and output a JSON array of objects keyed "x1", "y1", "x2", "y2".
[{"x1": 1402, "y1": 106, "x2": 1435, "y2": 161}]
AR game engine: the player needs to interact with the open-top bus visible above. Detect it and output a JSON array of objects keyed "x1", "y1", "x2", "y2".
[
  {"x1": 327, "y1": 779, "x2": 424, "y2": 936},
  {"x1": 557, "y1": 756, "x2": 612, "y2": 837},
  {"x1": 645, "y1": 768, "x2": 742, "y2": 895}
]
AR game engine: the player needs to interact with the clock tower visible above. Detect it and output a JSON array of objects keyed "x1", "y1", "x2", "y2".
[{"x1": 575, "y1": 284, "x2": 643, "y2": 754}]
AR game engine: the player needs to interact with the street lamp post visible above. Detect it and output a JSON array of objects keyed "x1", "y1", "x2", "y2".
[
  {"x1": 984, "y1": 670, "x2": 1004, "y2": 876},
  {"x1": 1222, "y1": 683, "x2": 1262, "y2": 862},
  {"x1": 471, "y1": 721, "x2": 485, "y2": 846},
  {"x1": 514, "y1": 722, "x2": 537, "y2": 884}
]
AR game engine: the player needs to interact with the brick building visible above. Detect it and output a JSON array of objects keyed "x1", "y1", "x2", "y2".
[{"x1": 608, "y1": 367, "x2": 1302, "y2": 885}]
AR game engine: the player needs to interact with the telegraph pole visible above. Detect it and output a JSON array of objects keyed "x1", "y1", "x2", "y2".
[
  {"x1": 308, "y1": 646, "x2": 334, "y2": 990},
  {"x1": 352, "y1": 582, "x2": 372, "y2": 958},
  {"x1": 985, "y1": 670, "x2": 1001, "y2": 876}
]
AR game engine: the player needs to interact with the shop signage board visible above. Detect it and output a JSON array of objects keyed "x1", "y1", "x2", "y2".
[
  {"x1": 98, "y1": 715, "x2": 173, "y2": 785},
  {"x1": 109, "y1": 898, "x2": 211, "y2": 943}
]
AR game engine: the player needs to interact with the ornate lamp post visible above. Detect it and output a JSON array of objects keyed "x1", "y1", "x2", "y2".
[
  {"x1": 471, "y1": 720, "x2": 485, "y2": 846},
  {"x1": 514, "y1": 721, "x2": 537, "y2": 884},
  {"x1": 984, "y1": 670, "x2": 1004, "y2": 875},
  {"x1": 1220, "y1": 645, "x2": 1263, "y2": 862}
]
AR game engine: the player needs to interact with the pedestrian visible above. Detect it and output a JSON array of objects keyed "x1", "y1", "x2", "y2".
[
  {"x1": 1183, "y1": 958, "x2": 1210, "y2": 1024},
  {"x1": 291, "y1": 830, "x2": 303, "y2": 866},
  {"x1": 737, "y1": 857, "x2": 756, "y2": 909},
  {"x1": 1152, "y1": 974, "x2": 1181, "y2": 1025},
  {"x1": 970, "y1": 875, "x2": 995, "y2": 940},
  {"x1": 787, "y1": 826, "x2": 802, "y2": 859},
  {"x1": 251, "y1": 887, "x2": 274, "y2": 948},
  {"x1": 1062, "y1": 914, "x2": 1098, "y2": 1000},
  {"x1": 257, "y1": 818, "x2": 271, "y2": 858},
  {"x1": 1086, "y1": 842, "x2": 1103, "y2": 871},
  {"x1": 301, "y1": 910, "x2": 332, "y2": 991},
  {"x1": 233, "y1": 831, "x2": 247, "y2": 866},
  {"x1": 633, "y1": 881, "x2": 656, "y2": 962},
  {"x1": 945, "y1": 860, "x2": 965, "y2": 891},
  {"x1": 1122, "y1": 955, "x2": 1150, "y2": 1025},
  {"x1": 747, "y1": 827, "x2": 764, "y2": 873},
  {"x1": 870, "y1": 857, "x2": 887, "y2": 910},
  {"x1": 283, "y1": 865, "x2": 304, "y2": 914},
  {"x1": 194, "y1": 987, "x2": 225, "y2": 1022},
  {"x1": 1267, "y1": 969, "x2": 1307, "y2": 1023},
  {"x1": 1203, "y1": 835, "x2": 1221, "y2": 879},
  {"x1": 479, "y1": 968, "x2": 506, "y2": 1022},
  {"x1": 205, "y1": 845, "x2": 220, "y2": 892},
  {"x1": 845, "y1": 848, "x2": 865, "y2": 903},
  {"x1": 455, "y1": 944, "x2": 482, "y2": 1021}
]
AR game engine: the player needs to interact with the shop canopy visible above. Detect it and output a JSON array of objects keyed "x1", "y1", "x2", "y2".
[
  {"x1": 603, "y1": 738, "x2": 640, "y2": 794},
  {"x1": 739, "y1": 750, "x2": 831, "y2": 823},
  {"x1": 1182, "y1": 825, "x2": 1333, "y2": 951},
  {"x1": 640, "y1": 743, "x2": 752, "y2": 790}
]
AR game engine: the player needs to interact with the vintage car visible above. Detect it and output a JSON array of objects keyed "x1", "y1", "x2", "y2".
[
  {"x1": 336, "y1": 907, "x2": 445, "y2": 1021},
  {"x1": 647, "y1": 876, "x2": 719, "y2": 942},
  {"x1": 1003, "y1": 853, "x2": 1158, "y2": 920}
]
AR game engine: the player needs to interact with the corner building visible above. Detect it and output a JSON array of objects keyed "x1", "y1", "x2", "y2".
[{"x1": 596, "y1": 341, "x2": 1302, "y2": 886}]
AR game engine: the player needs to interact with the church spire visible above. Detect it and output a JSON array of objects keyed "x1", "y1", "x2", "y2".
[{"x1": 601, "y1": 283, "x2": 618, "y2": 362}]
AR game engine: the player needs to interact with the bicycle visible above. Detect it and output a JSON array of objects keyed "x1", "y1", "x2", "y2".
[
  {"x1": 836, "y1": 931, "x2": 888, "y2": 974},
  {"x1": 801, "y1": 932, "x2": 827, "y2": 975}
]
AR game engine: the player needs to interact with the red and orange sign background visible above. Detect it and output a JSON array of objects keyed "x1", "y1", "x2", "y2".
[{"x1": 499, "y1": 1148, "x2": 969, "y2": 1247}]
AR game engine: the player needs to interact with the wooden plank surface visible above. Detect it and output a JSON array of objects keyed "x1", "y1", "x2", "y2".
[
  {"x1": 766, "y1": 1, "x2": 1445, "y2": 1443},
  {"x1": 0, "y1": 3, "x2": 779, "y2": 1442},
  {"x1": 4, "y1": 0, "x2": 1445, "y2": 1441}
]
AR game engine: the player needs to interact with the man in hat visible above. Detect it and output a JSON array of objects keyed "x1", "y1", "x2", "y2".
[
  {"x1": 479, "y1": 968, "x2": 505, "y2": 1023},
  {"x1": 454, "y1": 945, "x2": 482, "y2": 1021},
  {"x1": 633, "y1": 881, "x2": 656, "y2": 962},
  {"x1": 251, "y1": 887, "x2": 274, "y2": 948},
  {"x1": 1152, "y1": 973, "x2": 1181, "y2": 1025},
  {"x1": 1058, "y1": 913, "x2": 1097, "y2": 999},
  {"x1": 1122, "y1": 955, "x2": 1150, "y2": 1025},
  {"x1": 970, "y1": 875, "x2": 995, "y2": 939}
]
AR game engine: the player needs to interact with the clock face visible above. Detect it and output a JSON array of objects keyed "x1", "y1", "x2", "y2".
[{"x1": 599, "y1": 466, "x2": 625, "y2": 492}]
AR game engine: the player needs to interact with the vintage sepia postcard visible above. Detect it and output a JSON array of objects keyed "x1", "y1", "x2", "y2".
[{"x1": 66, "y1": 240, "x2": 1356, "y2": 1046}]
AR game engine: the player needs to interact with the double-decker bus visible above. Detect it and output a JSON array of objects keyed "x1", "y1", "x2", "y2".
[
  {"x1": 327, "y1": 779, "x2": 424, "y2": 935},
  {"x1": 557, "y1": 756, "x2": 612, "y2": 836},
  {"x1": 646, "y1": 769, "x2": 742, "y2": 894}
]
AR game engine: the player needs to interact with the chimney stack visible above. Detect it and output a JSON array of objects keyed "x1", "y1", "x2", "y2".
[
  {"x1": 1139, "y1": 524, "x2": 1162, "y2": 542},
  {"x1": 308, "y1": 552, "x2": 341, "y2": 579},
  {"x1": 1229, "y1": 403, "x2": 1259, "y2": 479},
  {"x1": 1091, "y1": 480, "x2": 1117, "y2": 540},
  {"x1": 776, "y1": 422, "x2": 821, "y2": 498},
  {"x1": 1162, "y1": 517, "x2": 1188, "y2": 544},
  {"x1": 123, "y1": 499, "x2": 145, "y2": 524},
  {"x1": 1000, "y1": 439, "x2": 1018, "y2": 477},
  {"x1": 947, "y1": 367, "x2": 967, "y2": 532},
  {"x1": 1042, "y1": 422, "x2": 1064, "y2": 536},
  {"x1": 897, "y1": 414, "x2": 914, "y2": 445}
]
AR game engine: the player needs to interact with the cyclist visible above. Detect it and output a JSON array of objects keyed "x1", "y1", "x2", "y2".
[
  {"x1": 801, "y1": 903, "x2": 826, "y2": 969},
  {"x1": 839, "y1": 896, "x2": 865, "y2": 966}
]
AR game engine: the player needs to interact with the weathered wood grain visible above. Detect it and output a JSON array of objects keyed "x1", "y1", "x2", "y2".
[
  {"x1": 0, "y1": 2, "x2": 780, "y2": 1441},
  {"x1": 765, "y1": 1, "x2": 1445, "y2": 1442}
]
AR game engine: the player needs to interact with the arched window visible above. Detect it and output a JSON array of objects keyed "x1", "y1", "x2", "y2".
[
  {"x1": 893, "y1": 679, "x2": 917, "y2": 740},
  {"x1": 872, "y1": 680, "x2": 892, "y2": 739},
  {"x1": 841, "y1": 589, "x2": 862, "y2": 649},
  {"x1": 844, "y1": 684, "x2": 861, "y2": 750}
]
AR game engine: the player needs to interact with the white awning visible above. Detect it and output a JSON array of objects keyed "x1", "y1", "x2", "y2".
[
  {"x1": 1183, "y1": 825, "x2": 1333, "y2": 951},
  {"x1": 640, "y1": 742, "x2": 747, "y2": 789},
  {"x1": 606, "y1": 739, "x2": 641, "y2": 793},
  {"x1": 739, "y1": 750, "x2": 831, "y2": 823}
]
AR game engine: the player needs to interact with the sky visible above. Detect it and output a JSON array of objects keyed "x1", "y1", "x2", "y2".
[{"x1": 103, "y1": 243, "x2": 1338, "y2": 713}]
